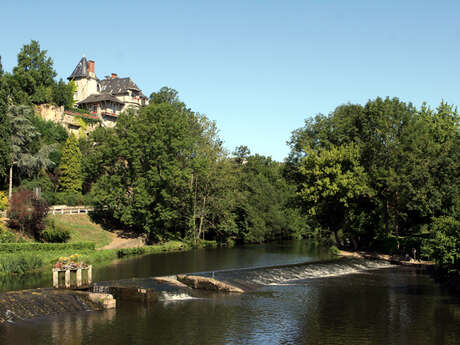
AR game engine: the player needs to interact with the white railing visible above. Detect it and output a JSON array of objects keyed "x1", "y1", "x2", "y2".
[{"x1": 49, "y1": 206, "x2": 94, "y2": 215}]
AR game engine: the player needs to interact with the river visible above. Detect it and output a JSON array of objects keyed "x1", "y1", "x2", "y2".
[{"x1": 0, "y1": 240, "x2": 459, "y2": 344}]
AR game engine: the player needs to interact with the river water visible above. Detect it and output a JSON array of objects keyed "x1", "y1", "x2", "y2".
[{"x1": 1, "y1": 241, "x2": 459, "y2": 344}]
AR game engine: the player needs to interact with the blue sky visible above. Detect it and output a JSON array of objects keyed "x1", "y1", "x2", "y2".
[{"x1": 1, "y1": 0, "x2": 459, "y2": 161}]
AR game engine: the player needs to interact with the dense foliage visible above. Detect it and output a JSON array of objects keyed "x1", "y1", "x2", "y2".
[
  {"x1": 0, "y1": 40, "x2": 458, "y2": 277},
  {"x1": 287, "y1": 97, "x2": 459, "y2": 272},
  {"x1": 58, "y1": 134, "x2": 82, "y2": 192},
  {"x1": 82, "y1": 89, "x2": 303, "y2": 244},
  {"x1": 7, "y1": 189, "x2": 49, "y2": 239}
]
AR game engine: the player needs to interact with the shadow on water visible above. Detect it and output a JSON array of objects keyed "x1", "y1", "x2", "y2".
[
  {"x1": 0, "y1": 240, "x2": 331, "y2": 292},
  {"x1": 1, "y1": 240, "x2": 459, "y2": 345}
]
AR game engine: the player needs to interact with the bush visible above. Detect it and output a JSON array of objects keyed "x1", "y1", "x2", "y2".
[
  {"x1": 41, "y1": 229, "x2": 70, "y2": 243},
  {"x1": 52, "y1": 191, "x2": 84, "y2": 206},
  {"x1": 193, "y1": 239, "x2": 218, "y2": 249},
  {"x1": 328, "y1": 245, "x2": 340, "y2": 256},
  {"x1": 0, "y1": 191, "x2": 8, "y2": 211},
  {"x1": 0, "y1": 225, "x2": 25, "y2": 243},
  {"x1": 423, "y1": 216, "x2": 460, "y2": 273},
  {"x1": 0, "y1": 242, "x2": 95, "y2": 253},
  {"x1": 117, "y1": 247, "x2": 145, "y2": 258},
  {"x1": 7, "y1": 189, "x2": 49, "y2": 239},
  {"x1": 370, "y1": 235, "x2": 399, "y2": 254},
  {"x1": 40, "y1": 218, "x2": 71, "y2": 243}
]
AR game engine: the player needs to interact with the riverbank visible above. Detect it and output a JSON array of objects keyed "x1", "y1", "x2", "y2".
[
  {"x1": 338, "y1": 249, "x2": 435, "y2": 269},
  {"x1": 0, "y1": 241, "x2": 191, "y2": 278},
  {"x1": 0, "y1": 214, "x2": 195, "y2": 277}
]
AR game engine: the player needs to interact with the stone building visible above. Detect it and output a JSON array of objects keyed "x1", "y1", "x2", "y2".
[{"x1": 67, "y1": 56, "x2": 148, "y2": 126}]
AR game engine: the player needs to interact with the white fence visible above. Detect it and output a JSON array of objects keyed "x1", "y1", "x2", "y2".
[{"x1": 49, "y1": 206, "x2": 94, "y2": 215}]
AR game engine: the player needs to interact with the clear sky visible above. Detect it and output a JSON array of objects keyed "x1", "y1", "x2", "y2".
[{"x1": 1, "y1": 0, "x2": 459, "y2": 161}]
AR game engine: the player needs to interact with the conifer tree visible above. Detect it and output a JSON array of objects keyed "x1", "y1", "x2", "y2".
[{"x1": 58, "y1": 134, "x2": 82, "y2": 192}]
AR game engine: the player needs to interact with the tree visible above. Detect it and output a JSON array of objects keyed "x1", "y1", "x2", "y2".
[
  {"x1": 0, "y1": 56, "x2": 11, "y2": 180},
  {"x1": 52, "y1": 79, "x2": 75, "y2": 108},
  {"x1": 423, "y1": 216, "x2": 460, "y2": 274},
  {"x1": 188, "y1": 116, "x2": 237, "y2": 244},
  {"x1": 297, "y1": 143, "x2": 373, "y2": 249},
  {"x1": 233, "y1": 153, "x2": 305, "y2": 243},
  {"x1": 8, "y1": 105, "x2": 39, "y2": 198},
  {"x1": 90, "y1": 94, "x2": 200, "y2": 241},
  {"x1": 287, "y1": 97, "x2": 459, "y2": 256},
  {"x1": 12, "y1": 40, "x2": 57, "y2": 105},
  {"x1": 149, "y1": 87, "x2": 179, "y2": 105},
  {"x1": 58, "y1": 134, "x2": 83, "y2": 192}
]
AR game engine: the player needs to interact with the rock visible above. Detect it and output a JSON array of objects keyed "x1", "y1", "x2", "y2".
[
  {"x1": 88, "y1": 293, "x2": 116, "y2": 309},
  {"x1": 153, "y1": 276, "x2": 189, "y2": 289},
  {"x1": 176, "y1": 275, "x2": 244, "y2": 293}
]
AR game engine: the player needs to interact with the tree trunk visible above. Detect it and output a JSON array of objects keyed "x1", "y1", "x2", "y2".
[
  {"x1": 351, "y1": 237, "x2": 358, "y2": 251},
  {"x1": 197, "y1": 195, "x2": 206, "y2": 241},
  {"x1": 333, "y1": 230, "x2": 343, "y2": 249},
  {"x1": 8, "y1": 165, "x2": 13, "y2": 200}
]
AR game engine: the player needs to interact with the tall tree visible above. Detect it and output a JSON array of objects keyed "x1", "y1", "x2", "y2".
[
  {"x1": 58, "y1": 134, "x2": 82, "y2": 193},
  {"x1": 7, "y1": 105, "x2": 55, "y2": 198},
  {"x1": 0, "y1": 56, "x2": 11, "y2": 181},
  {"x1": 12, "y1": 40, "x2": 56, "y2": 104},
  {"x1": 297, "y1": 143, "x2": 373, "y2": 249}
]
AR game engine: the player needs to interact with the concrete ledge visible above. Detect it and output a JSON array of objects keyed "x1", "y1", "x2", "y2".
[
  {"x1": 0, "y1": 289, "x2": 114, "y2": 323},
  {"x1": 176, "y1": 274, "x2": 244, "y2": 293}
]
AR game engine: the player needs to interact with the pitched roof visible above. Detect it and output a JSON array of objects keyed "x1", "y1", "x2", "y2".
[
  {"x1": 77, "y1": 93, "x2": 124, "y2": 104},
  {"x1": 68, "y1": 57, "x2": 89, "y2": 80},
  {"x1": 100, "y1": 77, "x2": 141, "y2": 94}
]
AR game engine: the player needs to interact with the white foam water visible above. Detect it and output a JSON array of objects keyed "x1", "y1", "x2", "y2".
[
  {"x1": 245, "y1": 259, "x2": 394, "y2": 286},
  {"x1": 159, "y1": 292, "x2": 197, "y2": 302}
]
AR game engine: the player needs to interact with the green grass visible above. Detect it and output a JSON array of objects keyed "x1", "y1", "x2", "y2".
[
  {"x1": 50, "y1": 215, "x2": 114, "y2": 248},
  {"x1": 0, "y1": 241, "x2": 191, "y2": 276},
  {"x1": 0, "y1": 215, "x2": 192, "y2": 276}
]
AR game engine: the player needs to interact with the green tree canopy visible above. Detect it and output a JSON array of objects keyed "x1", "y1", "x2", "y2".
[{"x1": 12, "y1": 40, "x2": 57, "y2": 105}]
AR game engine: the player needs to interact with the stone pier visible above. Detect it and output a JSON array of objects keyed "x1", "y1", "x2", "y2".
[{"x1": 53, "y1": 266, "x2": 92, "y2": 289}]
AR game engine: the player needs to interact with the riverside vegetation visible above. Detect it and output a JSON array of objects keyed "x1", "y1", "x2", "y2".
[{"x1": 0, "y1": 41, "x2": 458, "y2": 282}]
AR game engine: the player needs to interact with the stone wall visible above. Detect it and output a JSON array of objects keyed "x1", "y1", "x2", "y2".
[{"x1": 34, "y1": 104, "x2": 100, "y2": 137}]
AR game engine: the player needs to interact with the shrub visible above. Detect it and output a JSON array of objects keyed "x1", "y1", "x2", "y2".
[
  {"x1": 41, "y1": 228, "x2": 70, "y2": 243},
  {"x1": 40, "y1": 218, "x2": 70, "y2": 243},
  {"x1": 328, "y1": 245, "x2": 340, "y2": 256},
  {"x1": 117, "y1": 247, "x2": 145, "y2": 258},
  {"x1": 0, "y1": 191, "x2": 8, "y2": 211},
  {"x1": 423, "y1": 216, "x2": 460, "y2": 273},
  {"x1": 7, "y1": 189, "x2": 49, "y2": 239},
  {"x1": 0, "y1": 225, "x2": 25, "y2": 243},
  {"x1": 52, "y1": 191, "x2": 84, "y2": 206},
  {"x1": 0, "y1": 242, "x2": 95, "y2": 253}
]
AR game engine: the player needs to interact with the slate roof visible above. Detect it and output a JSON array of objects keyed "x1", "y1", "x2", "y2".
[
  {"x1": 68, "y1": 57, "x2": 89, "y2": 80},
  {"x1": 77, "y1": 93, "x2": 124, "y2": 105},
  {"x1": 100, "y1": 77, "x2": 141, "y2": 94}
]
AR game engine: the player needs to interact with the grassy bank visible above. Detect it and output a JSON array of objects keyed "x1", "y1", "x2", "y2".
[
  {"x1": 0, "y1": 215, "x2": 191, "y2": 276},
  {"x1": 50, "y1": 215, "x2": 114, "y2": 248},
  {"x1": 0, "y1": 240, "x2": 191, "y2": 276}
]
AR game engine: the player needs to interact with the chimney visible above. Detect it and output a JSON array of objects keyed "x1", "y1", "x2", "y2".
[
  {"x1": 88, "y1": 60, "x2": 95, "y2": 73},
  {"x1": 111, "y1": 73, "x2": 118, "y2": 79}
]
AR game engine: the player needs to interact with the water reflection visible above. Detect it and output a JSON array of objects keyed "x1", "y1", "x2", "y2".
[{"x1": 1, "y1": 241, "x2": 459, "y2": 345}]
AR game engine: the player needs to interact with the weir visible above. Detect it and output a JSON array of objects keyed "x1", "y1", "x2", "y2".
[
  {"x1": 1, "y1": 258, "x2": 395, "y2": 323},
  {"x1": 92, "y1": 257, "x2": 395, "y2": 299}
]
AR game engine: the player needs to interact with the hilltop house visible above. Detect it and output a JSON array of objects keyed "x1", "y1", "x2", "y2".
[{"x1": 67, "y1": 56, "x2": 148, "y2": 126}]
